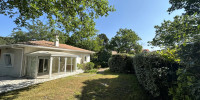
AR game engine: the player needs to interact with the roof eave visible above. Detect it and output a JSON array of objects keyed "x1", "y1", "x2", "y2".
[{"x1": 14, "y1": 44, "x2": 95, "y2": 54}]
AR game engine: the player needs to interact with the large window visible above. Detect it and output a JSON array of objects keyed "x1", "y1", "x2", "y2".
[{"x1": 4, "y1": 54, "x2": 13, "y2": 67}]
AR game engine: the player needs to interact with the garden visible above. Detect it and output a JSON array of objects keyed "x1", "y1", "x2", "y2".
[
  {"x1": 107, "y1": 44, "x2": 200, "y2": 100},
  {"x1": 0, "y1": 0, "x2": 199, "y2": 100}
]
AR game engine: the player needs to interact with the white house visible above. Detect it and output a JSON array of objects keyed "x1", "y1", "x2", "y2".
[{"x1": 0, "y1": 35, "x2": 94, "y2": 78}]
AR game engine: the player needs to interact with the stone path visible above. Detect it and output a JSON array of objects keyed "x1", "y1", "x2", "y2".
[
  {"x1": 0, "y1": 70, "x2": 83, "y2": 94},
  {"x1": 97, "y1": 68, "x2": 109, "y2": 74}
]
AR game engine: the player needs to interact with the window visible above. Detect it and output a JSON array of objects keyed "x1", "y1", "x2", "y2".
[
  {"x1": 85, "y1": 56, "x2": 87, "y2": 62},
  {"x1": 4, "y1": 54, "x2": 12, "y2": 66}
]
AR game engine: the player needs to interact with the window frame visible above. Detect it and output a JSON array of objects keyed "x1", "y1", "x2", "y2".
[
  {"x1": 4, "y1": 53, "x2": 14, "y2": 67},
  {"x1": 85, "y1": 56, "x2": 87, "y2": 62}
]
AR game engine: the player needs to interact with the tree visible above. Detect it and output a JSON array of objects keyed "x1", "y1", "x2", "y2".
[
  {"x1": 110, "y1": 28, "x2": 141, "y2": 53},
  {"x1": 97, "y1": 33, "x2": 111, "y2": 51},
  {"x1": 150, "y1": 14, "x2": 200, "y2": 48},
  {"x1": 134, "y1": 44, "x2": 143, "y2": 54},
  {"x1": 168, "y1": 0, "x2": 200, "y2": 15},
  {"x1": 0, "y1": 37, "x2": 15, "y2": 45},
  {"x1": 98, "y1": 33, "x2": 109, "y2": 46},
  {"x1": 95, "y1": 49, "x2": 112, "y2": 67},
  {"x1": 89, "y1": 33, "x2": 111, "y2": 67},
  {"x1": 12, "y1": 20, "x2": 68, "y2": 43},
  {"x1": 0, "y1": 0, "x2": 115, "y2": 34},
  {"x1": 67, "y1": 32, "x2": 103, "y2": 52}
]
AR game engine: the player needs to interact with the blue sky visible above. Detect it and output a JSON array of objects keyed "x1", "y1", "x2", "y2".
[{"x1": 0, "y1": 0, "x2": 183, "y2": 50}]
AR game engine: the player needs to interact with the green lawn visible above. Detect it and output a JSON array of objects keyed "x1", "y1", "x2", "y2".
[{"x1": 0, "y1": 70, "x2": 152, "y2": 100}]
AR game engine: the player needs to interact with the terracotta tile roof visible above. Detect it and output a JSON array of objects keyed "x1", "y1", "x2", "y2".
[
  {"x1": 21, "y1": 40, "x2": 94, "y2": 53},
  {"x1": 111, "y1": 51, "x2": 118, "y2": 55}
]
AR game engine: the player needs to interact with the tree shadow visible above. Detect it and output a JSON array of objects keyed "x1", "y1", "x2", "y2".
[
  {"x1": 75, "y1": 71, "x2": 153, "y2": 100},
  {"x1": 0, "y1": 81, "x2": 41, "y2": 100}
]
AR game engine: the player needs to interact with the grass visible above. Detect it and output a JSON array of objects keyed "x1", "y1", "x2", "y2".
[{"x1": 0, "y1": 70, "x2": 152, "y2": 100}]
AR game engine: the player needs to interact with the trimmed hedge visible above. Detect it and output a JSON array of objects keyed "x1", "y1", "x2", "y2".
[
  {"x1": 108, "y1": 54, "x2": 134, "y2": 73},
  {"x1": 133, "y1": 52, "x2": 180, "y2": 99}
]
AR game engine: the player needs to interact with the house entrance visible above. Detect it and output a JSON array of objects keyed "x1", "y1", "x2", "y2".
[{"x1": 38, "y1": 59, "x2": 49, "y2": 74}]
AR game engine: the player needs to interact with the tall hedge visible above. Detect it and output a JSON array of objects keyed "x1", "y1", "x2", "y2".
[
  {"x1": 169, "y1": 42, "x2": 200, "y2": 100},
  {"x1": 108, "y1": 54, "x2": 134, "y2": 73},
  {"x1": 133, "y1": 52, "x2": 180, "y2": 99}
]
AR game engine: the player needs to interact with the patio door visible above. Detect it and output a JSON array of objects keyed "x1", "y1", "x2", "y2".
[{"x1": 38, "y1": 58, "x2": 49, "y2": 74}]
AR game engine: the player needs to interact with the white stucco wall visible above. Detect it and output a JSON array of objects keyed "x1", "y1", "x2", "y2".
[
  {"x1": 0, "y1": 48, "x2": 23, "y2": 77},
  {"x1": 22, "y1": 46, "x2": 91, "y2": 76},
  {"x1": 0, "y1": 46, "x2": 92, "y2": 77}
]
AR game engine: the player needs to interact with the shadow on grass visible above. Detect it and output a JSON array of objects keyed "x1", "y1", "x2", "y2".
[
  {"x1": 75, "y1": 70, "x2": 153, "y2": 100},
  {"x1": 0, "y1": 82, "x2": 41, "y2": 100}
]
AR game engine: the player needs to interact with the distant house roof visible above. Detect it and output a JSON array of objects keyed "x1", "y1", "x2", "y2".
[
  {"x1": 142, "y1": 49, "x2": 150, "y2": 52},
  {"x1": 18, "y1": 40, "x2": 94, "y2": 53},
  {"x1": 111, "y1": 51, "x2": 118, "y2": 55}
]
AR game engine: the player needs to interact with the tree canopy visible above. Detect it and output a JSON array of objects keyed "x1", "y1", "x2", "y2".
[
  {"x1": 151, "y1": 0, "x2": 200, "y2": 48},
  {"x1": 168, "y1": 0, "x2": 200, "y2": 15},
  {"x1": 110, "y1": 28, "x2": 141, "y2": 53},
  {"x1": 150, "y1": 14, "x2": 200, "y2": 48},
  {"x1": 0, "y1": 0, "x2": 115, "y2": 33},
  {"x1": 0, "y1": 37, "x2": 15, "y2": 45},
  {"x1": 98, "y1": 33, "x2": 109, "y2": 46},
  {"x1": 12, "y1": 20, "x2": 68, "y2": 43},
  {"x1": 67, "y1": 34, "x2": 103, "y2": 52}
]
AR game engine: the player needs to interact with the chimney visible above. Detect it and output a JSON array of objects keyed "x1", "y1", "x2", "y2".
[{"x1": 54, "y1": 33, "x2": 59, "y2": 47}]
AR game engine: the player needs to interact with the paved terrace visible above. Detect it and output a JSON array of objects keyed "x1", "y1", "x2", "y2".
[{"x1": 0, "y1": 70, "x2": 83, "y2": 94}]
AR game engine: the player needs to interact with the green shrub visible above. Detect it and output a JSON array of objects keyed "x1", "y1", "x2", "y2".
[
  {"x1": 92, "y1": 50, "x2": 112, "y2": 68},
  {"x1": 169, "y1": 42, "x2": 200, "y2": 100},
  {"x1": 96, "y1": 65, "x2": 101, "y2": 69},
  {"x1": 133, "y1": 52, "x2": 180, "y2": 99},
  {"x1": 169, "y1": 68, "x2": 200, "y2": 100},
  {"x1": 157, "y1": 48, "x2": 180, "y2": 62},
  {"x1": 78, "y1": 62, "x2": 95, "y2": 72},
  {"x1": 108, "y1": 54, "x2": 134, "y2": 73},
  {"x1": 77, "y1": 63, "x2": 83, "y2": 69},
  {"x1": 84, "y1": 62, "x2": 95, "y2": 71}
]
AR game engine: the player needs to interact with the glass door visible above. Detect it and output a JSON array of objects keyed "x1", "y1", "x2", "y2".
[{"x1": 38, "y1": 58, "x2": 49, "y2": 74}]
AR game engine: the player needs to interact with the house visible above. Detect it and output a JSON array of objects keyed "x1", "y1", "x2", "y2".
[
  {"x1": 0, "y1": 34, "x2": 94, "y2": 78},
  {"x1": 111, "y1": 51, "x2": 118, "y2": 55},
  {"x1": 142, "y1": 49, "x2": 150, "y2": 53}
]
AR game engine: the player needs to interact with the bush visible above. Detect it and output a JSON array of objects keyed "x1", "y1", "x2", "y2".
[
  {"x1": 96, "y1": 65, "x2": 101, "y2": 69},
  {"x1": 84, "y1": 62, "x2": 95, "y2": 71},
  {"x1": 169, "y1": 42, "x2": 200, "y2": 100},
  {"x1": 77, "y1": 63, "x2": 83, "y2": 69},
  {"x1": 108, "y1": 54, "x2": 134, "y2": 73},
  {"x1": 169, "y1": 68, "x2": 200, "y2": 100},
  {"x1": 133, "y1": 52, "x2": 180, "y2": 99},
  {"x1": 77, "y1": 62, "x2": 95, "y2": 72},
  {"x1": 91, "y1": 50, "x2": 112, "y2": 68}
]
